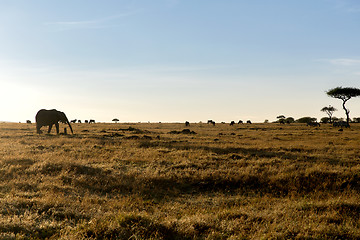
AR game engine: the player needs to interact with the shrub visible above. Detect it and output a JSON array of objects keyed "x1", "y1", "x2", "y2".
[
  {"x1": 296, "y1": 117, "x2": 317, "y2": 123},
  {"x1": 321, "y1": 117, "x2": 330, "y2": 123}
]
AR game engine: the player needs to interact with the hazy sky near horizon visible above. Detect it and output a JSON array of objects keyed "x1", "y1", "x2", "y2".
[{"x1": 1, "y1": 0, "x2": 360, "y2": 123}]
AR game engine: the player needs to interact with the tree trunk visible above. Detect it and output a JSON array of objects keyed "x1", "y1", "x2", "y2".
[
  {"x1": 342, "y1": 100, "x2": 350, "y2": 125},
  {"x1": 327, "y1": 112, "x2": 333, "y2": 123}
]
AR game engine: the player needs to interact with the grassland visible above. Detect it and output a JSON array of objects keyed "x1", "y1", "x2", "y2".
[{"x1": 0, "y1": 122, "x2": 360, "y2": 239}]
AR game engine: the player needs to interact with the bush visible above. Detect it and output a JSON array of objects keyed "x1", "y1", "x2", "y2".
[
  {"x1": 321, "y1": 117, "x2": 330, "y2": 123},
  {"x1": 296, "y1": 117, "x2": 317, "y2": 123},
  {"x1": 285, "y1": 117, "x2": 295, "y2": 123},
  {"x1": 353, "y1": 117, "x2": 360, "y2": 123}
]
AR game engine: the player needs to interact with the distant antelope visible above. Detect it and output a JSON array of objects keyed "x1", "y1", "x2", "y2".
[
  {"x1": 78, "y1": 120, "x2": 82, "y2": 123},
  {"x1": 247, "y1": 120, "x2": 252, "y2": 124},
  {"x1": 89, "y1": 119, "x2": 95, "y2": 124},
  {"x1": 70, "y1": 119, "x2": 77, "y2": 123},
  {"x1": 185, "y1": 121, "x2": 190, "y2": 127},
  {"x1": 26, "y1": 120, "x2": 31, "y2": 124},
  {"x1": 238, "y1": 120, "x2": 243, "y2": 124},
  {"x1": 230, "y1": 121, "x2": 235, "y2": 126},
  {"x1": 85, "y1": 120, "x2": 89, "y2": 123}
]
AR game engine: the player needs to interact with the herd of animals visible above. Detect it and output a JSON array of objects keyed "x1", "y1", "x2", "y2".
[
  {"x1": 26, "y1": 109, "x2": 351, "y2": 135},
  {"x1": 70, "y1": 119, "x2": 96, "y2": 124}
]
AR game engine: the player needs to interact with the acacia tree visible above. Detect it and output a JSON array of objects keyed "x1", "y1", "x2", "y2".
[
  {"x1": 276, "y1": 115, "x2": 286, "y2": 124},
  {"x1": 326, "y1": 87, "x2": 360, "y2": 124},
  {"x1": 320, "y1": 105, "x2": 337, "y2": 123}
]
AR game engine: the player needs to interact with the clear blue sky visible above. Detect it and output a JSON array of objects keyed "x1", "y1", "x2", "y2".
[{"x1": 1, "y1": 0, "x2": 360, "y2": 123}]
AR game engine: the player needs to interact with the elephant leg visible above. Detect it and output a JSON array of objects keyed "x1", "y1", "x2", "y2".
[
  {"x1": 48, "y1": 124, "x2": 53, "y2": 133},
  {"x1": 55, "y1": 123, "x2": 59, "y2": 134},
  {"x1": 36, "y1": 125, "x2": 42, "y2": 134}
]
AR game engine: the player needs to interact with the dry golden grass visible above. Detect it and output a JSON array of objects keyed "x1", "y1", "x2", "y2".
[{"x1": 0, "y1": 122, "x2": 360, "y2": 239}]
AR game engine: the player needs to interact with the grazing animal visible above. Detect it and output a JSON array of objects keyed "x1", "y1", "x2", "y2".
[
  {"x1": 238, "y1": 120, "x2": 243, "y2": 124},
  {"x1": 307, "y1": 122, "x2": 320, "y2": 127},
  {"x1": 247, "y1": 120, "x2": 252, "y2": 124},
  {"x1": 84, "y1": 120, "x2": 89, "y2": 123},
  {"x1": 89, "y1": 119, "x2": 95, "y2": 124},
  {"x1": 207, "y1": 120, "x2": 215, "y2": 126},
  {"x1": 78, "y1": 120, "x2": 82, "y2": 123},
  {"x1": 70, "y1": 119, "x2": 77, "y2": 123},
  {"x1": 26, "y1": 120, "x2": 32, "y2": 124},
  {"x1": 185, "y1": 121, "x2": 190, "y2": 127},
  {"x1": 333, "y1": 121, "x2": 350, "y2": 128},
  {"x1": 230, "y1": 121, "x2": 235, "y2": 126},
  {"x1": 35, "y1": 109, "x2": 73, "y2": 134}
]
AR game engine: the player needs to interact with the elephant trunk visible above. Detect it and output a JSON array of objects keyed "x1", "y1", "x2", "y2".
[
  {"x1": 67, "y1": 120, "x2": 74, "y2": 134},
  {"x1": 63, "y1": 115, "x2": 74, "y2": 134}
]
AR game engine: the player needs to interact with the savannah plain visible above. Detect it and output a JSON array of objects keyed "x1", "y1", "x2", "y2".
[{"x1": 0, "y1": 121, "x2": 360, "y2": 239}]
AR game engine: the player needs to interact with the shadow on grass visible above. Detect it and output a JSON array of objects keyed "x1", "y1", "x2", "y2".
[
  {"x1": 3, "y1": 156, "x2": 360, "y2": 200},
  {"x1": 33, "y1": 162, "x2": 360, "y2": 200},
  {"x1": 139, "y1": 141, "x2": 350, "y2": 166},
  {"x1": 0, "y1": 224, "x2": 59, "y2": 239},
  {"x1": 72, "y1": 214, "x2": 190, "y2": 240}
]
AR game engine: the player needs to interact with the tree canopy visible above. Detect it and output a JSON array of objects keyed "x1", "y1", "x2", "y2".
[
  {"x1": 321, "y1": 105, "x2": 336, "y2": 113},
  {"x1": 326, "y1": 87, "x2": 360, "y2": 101}
]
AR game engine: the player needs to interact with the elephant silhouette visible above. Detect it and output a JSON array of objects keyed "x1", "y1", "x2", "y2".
[{"x1": 35, "y1": 109, "x2": 73, "y2": 134}]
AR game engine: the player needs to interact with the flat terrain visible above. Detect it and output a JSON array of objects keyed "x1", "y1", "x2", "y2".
[{"x1": 0, "y1": 122, "x2": 360, "y2": 239}]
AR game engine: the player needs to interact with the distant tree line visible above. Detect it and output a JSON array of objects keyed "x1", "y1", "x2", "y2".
[
  {"x1": 271, "y1": 87, "x2": 360, "y2": 126},
  {"x1": 273, "y1": 115, "x2": 360, "y2": 124}
]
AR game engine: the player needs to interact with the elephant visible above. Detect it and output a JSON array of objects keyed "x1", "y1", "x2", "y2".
[{"x1": 35, "y1": 109, "x2": 73, "y2": 134}]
